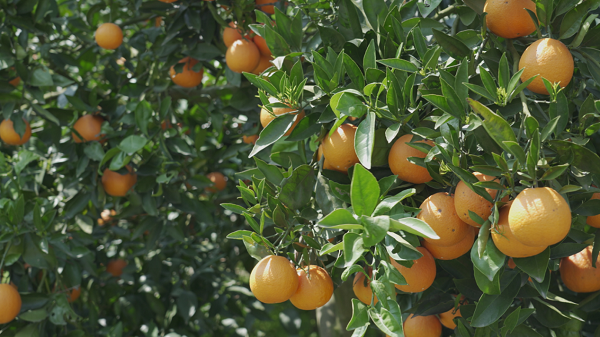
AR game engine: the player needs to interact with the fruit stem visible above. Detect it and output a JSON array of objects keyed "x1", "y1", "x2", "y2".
[
  {"x1": 0, "y1": 242, "x2": 11, "y2": 278},
  {"x1": 506, "y1": 40, "x2": 531, "y2": 117}
]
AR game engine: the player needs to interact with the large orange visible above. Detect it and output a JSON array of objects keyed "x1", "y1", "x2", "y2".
[
  {"x1": 170, "y1": 57, "x2": 204, "y2": 88},
  {"x1": 0, "y1": 119, "x2": 31, "y2": 145},
  {"x1": 223, "y1": 22, "x2": 243, "y2": 47},
  {"x1": 492, "y1": 206, "x2": 547, "y2": 257},
  {"x1": 72, "y1": 115, "x2": 104, "y2": 143},
  {"x1": 95, "y1": 23, "x2": 123, "y2": 50},
  {"x1": 0, "y1": 283, "x2": 21, "y2": 324},
  {"x1": 422, "y1": 227, "x2": 475, "y2": 260},
  {"x1": 418, "y1": 193, "x2": 470, "y2": 247},
  {"x1": 321, "y1": 124, "x2": 360, "y2": 173},
  {"x1": 253, "y1": 35, "x2": 272, "y2": 57},
  {"x1": 390, "y1": 247, "x2": 436, "y2": 293},
  {"x1": 403, "y1": 314, "x2": 442, "y2": 337},
  {"x1": 560, "y1": 246, "x2": 600, "y2": 293},
  {"x1": 289, "y1": 265, "x2": 334, "y2": 310},
  {"x1": 439, "y1": 306, "x2": 462, "y2": 329},
  {"x1": 586, "y1": 193, "x2": 600, "y2": 228},
  {"x1": 352, "y1": 268, "x2": 378, "y2": 305},
  {"x1": 483, "y1": 0, "x2": 537, "y2": 39},
  {"x1": 388, "y1": 134, "x2": 434, "y2": 184},
  {"x1": 106, "y1": 259, "x2": 127, "y2": 277},
  {"x1": 256, "y1": 0, "x2": 277, "y2": 14},
  {"x1": 508, "y1": 187, "x2": 571, "y2": 247},
  {"x1": 102, "y1": 165, "x2": 138, "y2": 197},
  {"x1": 226, "y1": 39, "x2": 260, "y2": 73},
  {"x1": 206, "y1": 172, "x2": 227, "y2": 192},
  {"x1": 519, "y1": 38, "x2": 574, "y2": 95},
  {"x1": 454, "y1": 172, "x2": 504, "y2": 227},
  {"x1": 317, "y1": 144, "x2": 336, "y2": 170},
  {"x1": 252, "y1": 55, "x2": 273, "y2": 75},
  {"x1": 260, "y1": 105, "x2": 305, "y2": 137},
  {"x1": 249, "y1": 255, "x2": 299, "y2": 303}
]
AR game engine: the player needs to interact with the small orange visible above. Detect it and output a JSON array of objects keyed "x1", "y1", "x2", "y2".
[
  {"x1": 206, "y1": 172, "x2": 226, "y2": 192},
  {"x1": 102, "y1": 165, "x2": 138, "y2": 197},
  {"x1": 0, "y1": 283, "x2": 21, "y2": 324},
  {"x1": 72, "y1": 115, "x2": 104, "y2": 143},
  {"x1": 321, "y1": 124, "x2": 360, "y2": 173},
  {"x1": 9, "y1": 77, "x2": 21, "y2": 87},
  {"x1": 106, "y1": 259, "x2": 127, "y2": 277},
  {"x1": 586, "y1": 193, "x2": 600, "y2": 228},
  {"x1": 388, "y1": 134, "x2": 434, "y2": 184},
  {"x1": 289, "y1": 265, "x2": 334, "y2": 310},
  {"x1": 243, "y1": 134, "x2": 259, "y2": 144},
  {"x1": 95, "y1": 23, "x2": 123, "y2": 50},
  {"x1": 249, "y1": 255, "x2": 299, "y2": 303},
  {"x1": 260, "y1": 105, "x2": 305, "y2": 137},
  {"x1": 170, "y1": 57, "x2": 204, "y2": 88},
  {"x1": 253, "y1": 35, "x2": 272, "y2": 57},
  {"x1": 0, "y1": 119, "x2": 31, "y2": 145},
  {"x1": 418, "y1": 193, "x2": 470, "y2": 247},
  {"x1": 519, "y1": 38, "x2": 574, "y2": 95},
  {"x1": 252, "y1": 55, "x2": 273, "y2": 75},
  {"x1": 67, "y1": 286, "x2": 81, "y2": 303},
  {"x1": 422, "y1": 227, "x2": 475, "y2": 260},
  {"x1": 223, "y1": 22, "x2": 243, "y2": 48},
  {"x1": 226, "y1": 39, "x2": 261, "y2": 73},
  {"x1": 390, "y1": 247, "x2": 436, "y2": 293},
  {"x1": 352, "y1": 268, "x2": 378, "y2": 305},
  {"x1": 492, "y1": 206, "x2": 547, "y2": 258},
  {"x1": 403, "y1": 314, "x2": 442, "y2": 337},
  {"x1": 155, "y1": 17, "x2": 163, "y2": 27},
  {"x1": 256, "y1": 0, "x2": 277, "y2": 14},
  {"x1": 483, "y1": 0, "x2": 537, "y2": 39},
  {"x1": 560, "y1": 246, "x2": 600, "y2": 293},
  {"x1": 439, "y1": 306, "x2": 462, "y2": 330},
  {"x1": 454, "y1": 172, "x2": 505, "y2": 228}
]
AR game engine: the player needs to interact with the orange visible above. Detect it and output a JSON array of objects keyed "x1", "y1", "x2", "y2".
[
  {"x1": 586, "y1": 193, "x2": 600, "y2": 228},
  {"x1": 454, "y1": 172, "x2": 505, "y2": 227},
  {"x1": 67, "y1": 286, "x2": 81, "y2": 303},
  {"x1": 102, "y1": 165, "x2": 138, "y2": 197},
  {"x1": 483, "y1": 0, "x2": 537, "y2": 39},
  {"x1": 253, "y1": 35, "x2": 272, "y2": 57},
  {"x1": 243, "y1": 134, "x2": 259, "y2": 144},
  {"x1": 72, "y1": 115, "x2": 104, "y2": 143},
  {"x1": 260, "y1": 105, "x2": 305, "y2": 137},
  {"x1": 289, "y1": 265, "x2": 334, "y2": 310},
  {"x1": 403, "y1": 314, "x2": 442, "y2": 337},
  {"x1": 492, "y1": 206, "x2": 547, "y2": 258},
  {"x1": 170, "y1": 57, "x2": 204, "y2": 88},
  {"x1": 439, "y1": 306, "x2": 461, "y2": 329},
  {"x1": 206, "y1": 172, "x2": 227, "y2": 192},
  {"x1": 256, "y1": 0, "x2": 277, "y2": 14},
  {"x1": 422, "y1": 227, "x2": 475, "y2": 260},
  {"x1": 9, "y1": 76, "x2": 21, "y2": 87},
  {"x1": 226, "y1": 39, "x2": 261, "y2": 73},
  {"x1": 95, "y1": 23, "x2": 123, "y2": 50},
  {"x1": 106, "y1": 259, "x2": 127, "y2": 277},
  {"x1": 508, "y1": 187, "x2": 571, "y2": 247},
  {"x1": 0, "y1": 283, "x2": 21, "y2": 324},
  {"x1": 223, "y1": 22, "x2": 243, "y2": 48},
  {"x1": 252, "y1": 55, "x2": 273, "y2": 75},
  {"x1": 0, "y1": 119, "x2": 31, "y2": 145},
  {"x1": 321, "y1": 124, "x2": 360, "y2": 173},
  {"x1": 388, "y1": 134, "x2": 434, "y2": 184},
  {"x1": 317, "y1": 144, "x2": 336, "y2": 170},
  {"x1": 519, "y1": 38, "x2": 574, "y2": 95},
  {"x1": 418, "y1": 193, "x2": 470, "y2": 247},
  {"x1": 390, "y1": 247, "x2": 436, "y2": 293},
  {"x1": 560, "y1": 246, "x2": 600, "y2": 293},
  {"x1": 155, "y1": 17, "x2": 163, "y2": 27},
  {"x1": 98, "y1": 209, "x2": 117, "y2": 226},
  {"x1": 249, "y1": 255, "x2": 299, "y2": 303},
  {"x1": 352, "y1": 268, "x2": 378, "y2": 305}
]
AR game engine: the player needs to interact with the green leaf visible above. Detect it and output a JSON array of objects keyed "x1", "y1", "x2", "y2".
[
  {"x1": 364, "y1": 40, "x2": 377, "y2": 71},
  {"x1": 471, "y1": 272, "x2": 521, "y2": 327},
  {"x1": 432, "y1": 29, "x2": 472, "y2": 59},
  {"x1": 279, "y1": 165, "x2": 316, "y2": 210},
  {"x1": 254, "y1": 157, "x2": 284, "y2": 185},
  {"x1": 479, "y1": 66, "x2": 499, "y2": 102},
  {"x1": 513, "y1": 247, "x2": 550, "y2": 283},
  {"x1": 361, "y1": 216, "x2": 390, "y2": 246},
  {"x1": 318, "y1": 209, "x2": 360, "y2": 227},
  {"x1": 118, "y1": 135, "x2": 147, "y2": 154},
  {"x1": 373, "y1": 189, "x2": 416, "y2": 216},
  {"x1": 468, "y1": 99, "x2": 518, "y2": 155},
  {"x1": 343, "y1": 232, "x2": 366, "y2": 267},
  {"x1": 30, "y1": 67, "x2": 54, "y2": 86},
  {"x1": 226, "y1": 230, "x2": 254, "y2": 239},
  {"x1": 549, "y1": 140, "x2": 600, "y2": 175},
  {"x1": 464, "y1": 83, "x2": 497, "y2": 102},
  {"x1": 389, "y1": 217, "x2": 439, "y2": 239},
  {"x1": 355, "y1": 112, "x2": 376, "y2": 169},
  {"x1": 351, "y1": 164, "x2": 380, "y2": 216},
  {"x1": 368, "y1": 307, "x2": 403, "y2": 336},
  {"x1": 471, "y1": 238, "x2": 506, "y2": 281},
  {"x1": 250, "y1": 114, "x2": 297, "y2": 157},
  {"x1": 135, "y1": 101, "x2": 152, "y2": 137},
  {"x1": 377, "y1": 59, "x2": 418, "y2": 72},
  {"x1": 347, "y1": 299, "x2": 370, "y2": 330}
]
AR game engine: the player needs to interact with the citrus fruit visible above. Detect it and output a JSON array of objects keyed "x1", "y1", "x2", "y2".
[
  {"x1": 317, "y1": 144, "x2": 336, "y2": 170},
  {"x1": 422, "y1": 227, "x2": 475, "y2": 260},
  {"x1": 102, "y1": 165, "x2": 138, "y2": 197},
  {"x1": 321, "y1": 124, "x2": 360, "y2": 173},
  {"x1": 519, "y1": 38, "x2": 574, "y2": 95},
  {"x1": 0, "y1": 119, "x2": 31, "y2": 145},
  {"x1": 243, "y1": 134, "x2": 259, "y2": 144},
  {"x1": 0, "y1": 283, "x2": 21, "y2": 324},
  {"x1": 249, "y1": 255, "x2": 299, "y2": 303},
  {"x1": 67, "y1": 286, "x2": 81, "y2": 303},
  {"x1": 253, "y1": 35, "x2": 272, "y2": 57},
  {"x1": 418, "y1": 193, "x2": 470, "y2": 247},
  {"x1": 252, "y1": 55, "x2": 273, "y2": 75},
  {"x1": 226, "y1": 39, "x2": 261, "y2": 73},
  {"x1": 560, "y1": 246, "x2": 600, "y2": 293},
  {"x1": 170, "y1": 57, "x2": 204, "y2": 88},
  {"x1": 223, "y1": 22, "x2": 243, "y2": 47},
  {"x1": 95, "y1": 23, "x2": 123, "y2": 50},
  {"x1": 454, "y1": 172, "x2": 505, "y2": 227},
  {"x1": 403, "y1": 314, "x2": 442, "y2": 337},
  {"x1": 9, "y1": 76, "x2": 21, "y2": 87},
  {"x1": 439, "y1": 306, "x2": 461, "y2": 329},
  {"x1": 483, "y1": 0, "x2": 537, "y2": 39},
  {"x1": 259, "y1": 105, "x2": 305, "y2": 137},
  {"x1": 72, "y1": 115, "x2": 104, "y2": 143},
  {"x1": 289, "y1": 265, "x2": 334, "y2": 310},
  {"x1": 107, "y1": 259, "x2": 127, "y2": 277},
  {"x1": 586, "y1": 193, "x2": 600, "y2": 228},
  {"x1": 352, "y1": 268, "x2": 378, "y2": 305},
  {"x1": 388, "y1": 134, "x2": 434, "y2": 184},
  {"x1": 492, "y1": 206, "x2": 547, "y2": 258},
  {"x1": 390, "y1": 247, "x2": 436, "y2": 293},
  {"x1": 154, "y1": 17, "x2": 162, "y2": 27},
  {"x1": 508, "y1": 187, "x2": 571, "y2": 247},
  {"x1": 256, "y1": 0, "x2": 277, "y2": 14},
  {"x1": 206, "y1": 172, "x2": 227, "y2": 192},
  {"x1": 99, "y1": 209, "x2": 117, "y2": 226}
]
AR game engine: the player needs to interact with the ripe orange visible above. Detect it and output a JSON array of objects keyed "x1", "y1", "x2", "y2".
[
  {"x1": 253, "y1": 35, "x2": 272, "y2": 57},
  {"x1": 223, "y1": 22, "x2": 243, "y2": 48},
  {"x1": 483, "y1": 0, "x2": 537, "y2": 39},
  {"x1": 0, "y1": 119, "x2": 31, "y2": 145},
  {"x1": 390, "y1": 247, "x2": 436, "y2": 293},
  {"x1": 352, "y1": 268, "x2": 378, "y2": 305},
  {"x1": 252, "y1": 55, "x2": 273, "y2": 75},
  {"x1": 519, "y1": 38, "x2": 574, "y2": 95},
  {"x1": 508, "y1": 187, "x2": 571, "y2": 247},
  {"x1": 72, "y1": 115, "x2": 104, "y2": 143},
  {"x1": 170, "y1": 57, "x2": 204, "y2": 88},
  {"x1": 403, "y1": 314, "x2": 442, "y2": 337},
  {"x1": 454, "y1": 172, "x2": 504, "y2": 228},
  {"x1": 155, "y1": 17, "x2": 163, "y2": 27},
  {"x1": 439, "y1": 306, "x2": 462, "y2": 329},
  {"x1": 206, "y1": 172, "x2": 227, "y2": 192},
  {"x1": 226, "y1": 39, "x2": 261, "y2": 73},
  {"x1": 256, "y1": 0, "x2": 277, "y2": 14},
  {"x1": 321, "y1": 124, "x2": 360, "y2": 173},
  {"x1": 586, "y1": 193, "x2": 600, "y2": 228},
  {"x1": 422, "y1": 227, "x2": 475, "y2": 260},
  {"x1": 418, "y1": 193, "x2": 470, "y2": 247},
  {"x1": 9, "y1": 76, "x2": 21, "y2": 87},
  {"x1": 289, "y1": 265, "x2": 334, "y2": 310},
  {"x1": 0, "y1": 283, "x2": 21, "y2": 324},
  {"x1": 67, "y1": 286, "x2": 81, "y2": 303},
  {"x1": 260, "y1": 105, "x2": 305, "y2": 137},
  {"x1": 492, "y1": 206, "x2": 547, "y2": 258},
  {"x1": 388, "y1": 134, "x2": 434, "y2": 184},
  {"x1": 317, "y1": 144, "x2": 336, "y2": 170},
  {"x1": 95, "y1": 23, "x2": 123, "y2": 50},
  {"x1": 560, "y1": 246, "x2": 600, "y2": 293},
  {"x1": 243, "y1": 134, "x2": 259, "y2": 144},
  {"x1": 249, "y1": 255, "x2": 299, "y2": 303},
  {"x1": 102, "y1": 165, "x2": 138, "y2": 197},
  {"x1": 106, "y1": 259, "x2": 127, "y2": 277}
]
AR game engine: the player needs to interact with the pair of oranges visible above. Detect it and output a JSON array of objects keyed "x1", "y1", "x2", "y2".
[{"x1": 224, "y1": 22, "x2": 273, "y2": 75}]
